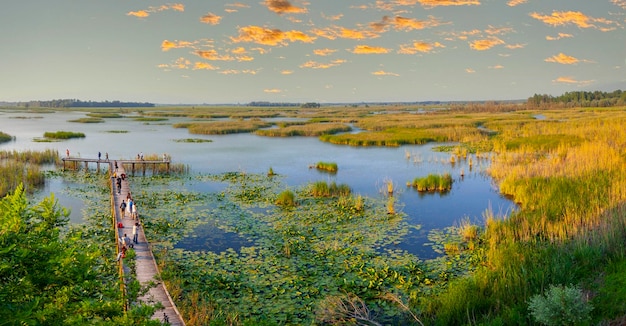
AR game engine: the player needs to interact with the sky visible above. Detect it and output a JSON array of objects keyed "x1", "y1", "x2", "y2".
[{"x1": 1, "y1": 0, "x2": 625, "y2": 104}]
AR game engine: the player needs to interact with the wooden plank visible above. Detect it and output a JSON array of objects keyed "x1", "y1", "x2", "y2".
[{"x1": 110, "y1": 162, "x2": 186, "y2": 325}]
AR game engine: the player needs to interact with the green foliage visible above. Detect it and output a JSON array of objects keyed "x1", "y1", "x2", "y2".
[
  {"x1": 87, "y1": 112, "x2": 124, "y2": 118},
  {"x1": 315, "y1": 161, "x2": 338, "y2": 173},
  {"x1": 0, "y1": 131, "x2": 12, "y2": 143},
  {"x1": 411, "y1": 173, "x2": 453, "y2": 192},
  {"x1": 528, "y1": 284, "x2": 592, "y2": 326},
  {"x1": 68, "y1": 117, "x2": 104, "y2": 123},
  {"x1": 275, "y1": 189, "x2": 296, "y2": 207},
  {"x1": 173, "y1": 138, "x2": 213, "y2": 143},
  {"x1": 43, "y1": 130, "x2": 86, "y2": 139},
  {"x1": 310, "y1": 180, "x2": 351, "y2": 197}
]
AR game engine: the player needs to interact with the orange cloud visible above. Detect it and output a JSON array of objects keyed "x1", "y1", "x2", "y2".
[
  {"x1": 127, "y1": 3, "x2": 184, "y2": 18},
  {"x1": 465, "y1": 68, "x2": 476, "y2": 73},
  {"x1": 507, "y1": 0, "x2": 527, "y2": 6},
  {"x1": 489, "y1": 64, "x2": 504, "y2": 69},
  {"x1": 264, "y1": 0, "x2": 307, "y2": 14},
  {"x1": 127, "y1": 10, "x2": 150, "y2": 18},
  {"x1": 469, "y1": 37, "x2": 504, "y2": 50},
  {"x1": 612, "y1": 0, "x2": 626, "y2": 9},
  {"x1": 554, "y1": 76, "x2": 578, "y2": 84},
  {"x1": 219, "y1": 69, "x2": 258, "y2": 75},
  {"x1": 311, "y1": 26, "x2": 380, "y2": 40},
  {"x1": 281, "y1": 70, "x2": 294, "y2": 74},
  {"x1": 231, "y1": 26, "x2": 315, "y2": 46},
  {"x1": 372, "y1": 70, "x2": 400, "y2": 76},
  {"x1": 351, "y1": 45, "x2": 390, "y2": 54},
  {"x1": 236, "y1": 55, "x2": 254, "y2": 62},
  {"x1": 546, "y1": 33, "x2": 574, "y2": 41},
  {"x1": 313, "y1": 48, "x2": 337, "y2": 56},
  {"x1": 485, "y1": 25, "x2": 514, "y2": 35},
  {"x1": 201, "y1": 13, "x2": 222, "y2": 25},
  {"x1": 161, "y1": 40, "x2": 196, "y2": 51},
  {"x1": 545, "y1": 53, "x2": 579, "y2": 65},
  {"x1": 300, "y1": 59, "x2": 346, "y2": 69},
  {"x1": 194, "y1": 50, "x2": 234, "y2": 61},
  {"x1": 505, "y1": 43, "x2": 525, "y2": 49},
  {"x1": 193, "y1": 62, "x2": 218, "y2": 70},
  {"x1": 386, "y1": 15, "x2": 443, "y2": 31},
  {"x1": 398, "y1": 41, "x2": 445, "y2": 54},
  {"x1": 264, "y1": 88, "x2": 283, "y2": 93},
  {"x1": 418, "y1": 0, "x2": 480, "y2": 8},
  {"x1": 530, "y1": 11, "x2": 616, "y2": 30},
  {"x1": 322, "y1": 13, "x2": 343, "y2": 21}
]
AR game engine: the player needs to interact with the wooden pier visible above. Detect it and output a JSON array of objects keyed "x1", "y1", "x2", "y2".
[
  {"x1": 62, "y1": 157, "x2": 171, "y2": 174},
  {"x1": 108, "y1": 161, "x2": 185, "y2": 325}
]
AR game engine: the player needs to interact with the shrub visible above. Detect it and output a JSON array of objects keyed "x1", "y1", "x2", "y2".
[{"x1": 527, "y1": 284, "x2": 592, "y2": 326}]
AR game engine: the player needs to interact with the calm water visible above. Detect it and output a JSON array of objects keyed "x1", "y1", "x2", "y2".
[{"x1": 0, "y1": 109, "x2": 516, "y2": 258}]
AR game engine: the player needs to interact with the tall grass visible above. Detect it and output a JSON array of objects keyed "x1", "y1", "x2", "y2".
[
  {"x1": 255, "y1": 123, "x2": 351, "y2": 137},
  {"x1": 426, "y1": 108, "x2": 626, "y2": 324},
  {"x1": 43, "y1": 131, "x2": 86, "y2": 139},
  {"x1": 0, "y1": 131, "x2": 12, "y2": 143},
  {"x1": 0, "y1": 149, "x2": 58, "y2": 196},
  {"x1": 175, "y1": 119, "x2": 272, "y2": 135},
  {"x1": 315, "y1": 161, "x2": 338, "y2": 173},
  {"x1": 410, "y1": 173, "x2": 452, "y2": 192},
  {"x1": 310, "y1": 181, "x2": 351, "y2": 197}
]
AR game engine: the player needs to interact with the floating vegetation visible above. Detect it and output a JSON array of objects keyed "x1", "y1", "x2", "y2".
[
  {"x1": 87, "y1": 112, "x2": 124, "y2": 118},
  {"x1": 255, "y1": 122, "x2": 351, "y2": 137},
  {"x1": 315, "y1": 161, "x2": 338, "y2": 173},
  {"x1": 275, "y1": 189, "x2": 296, "y2": 207},
  {"x1": 0, "y1": 149, "x2": 58, "y2": 196},
  {"x1": 309, "y1": 180, "x2": 351, "y2": 197},
  {"x1": 175, "y1": 119, "x2": 272, "y2": 135},
  {"x1": 43, "y1": 131, "x2": 86, "y2": 139},
  {"x1": 10, "y1": 116, "x2": 44, "y2": 119},
  {"x1": 173, "y1": 138, "x2": 213, "y2": 143},
  {"x1": 410, "y1": 173, "x2": 453, "y2": 192},
  {"x1": 105, "y1": 130, "x2": 129, "y2": 133},
  {"x1": 68, "y1": 117, "x2": 104, "y2": 123},
  {"x1": 33, "y1": 138, "x2": 59, "y2": 143},
  {"x1": 0, "y1": 131, "x2": 13, "y2": 143},
  {"x1": 133, "y1": 117, "x2": 169, "y2": 122}
]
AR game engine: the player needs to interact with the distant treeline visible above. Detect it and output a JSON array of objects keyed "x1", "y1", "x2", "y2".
[
  {"x1": 528, "y1": 90, "x2": 626, "y2": 108},
  {"x1": 247, "y1": 101, "x2": 300, "y2": 107},
  {"x1": 18, "y1": 99, "x2": 155, "y2": 108}
]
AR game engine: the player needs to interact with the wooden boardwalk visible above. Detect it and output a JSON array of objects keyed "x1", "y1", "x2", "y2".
[{"x1": 109, "y1": 162, "x2": 185, "y2": 325}]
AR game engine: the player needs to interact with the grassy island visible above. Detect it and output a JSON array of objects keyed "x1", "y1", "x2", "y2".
[{"x1": 43, "y1": 131, "x2": 86, "y2": 139}]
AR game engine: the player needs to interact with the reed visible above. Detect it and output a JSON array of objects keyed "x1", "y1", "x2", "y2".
[
  {"x1": 315, "y1": 161, "x2": 338, "y2": 173},
  {"x1": 43, "y1": 131, "x2": 86, "y2": 139},
  {"x1": 410, "y1": 173, "x2": 452, "y2": 192},
  {"x1": 275, "y1": 189, "x2": 296, "y2": 207},
  {"x1": 86, "y1": 112, "x2": 124, "y2": 118},
  {"x1": 255, "y1": 123, "x2": 351, "y2": 137},
  {"x1": 310, "y1": 180, "x2": 351, "y2": 197},
  {"x1": 182, "y1": 119, "x2": 272, "y2": 135},
  {"x1": 68, "y1": 117, "x2": 104, "y2": 123}
]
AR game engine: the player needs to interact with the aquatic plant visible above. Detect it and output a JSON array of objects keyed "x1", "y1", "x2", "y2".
[
  {"x1": 410, "y1": 173, "x2": 453, "y2": 192},
  {"x1": 275, "y1": 189, "x2": 296, "y2": 207},
  {"x1": 255, "y1": 122, "x2": 351, "y2": 137},
  {"x1": 68, "y1": 117, "x2": 104, "y2": 123},
  {"x1": 315, "y1": 161, "x2": 338, "y2": 173},
  {"x1": 43, "y1": 131, "x2": 86, "y2": 139},
  {"x1": 173, "y1": 138, "x2": 213, "y2": 143},
  {"x1": 0, "y1": 131, "x2": 12, "y2": 143}
]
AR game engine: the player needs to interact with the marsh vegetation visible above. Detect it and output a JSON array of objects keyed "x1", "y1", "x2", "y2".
[{"x1": 2, "y1": 102, "x2": 626, "y2": 324}]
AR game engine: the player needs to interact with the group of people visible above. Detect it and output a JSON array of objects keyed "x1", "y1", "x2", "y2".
[
  {"x1": 119, "y1": 192, "x2": 137, "y2": 219},
  {"x1": 114, "y1": 161, "x2": 141, "y2": 263}
]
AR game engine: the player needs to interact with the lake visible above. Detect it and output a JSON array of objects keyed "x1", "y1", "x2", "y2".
[{"x1": 0, "y1": 109, "x2": 516, "y2": 259}]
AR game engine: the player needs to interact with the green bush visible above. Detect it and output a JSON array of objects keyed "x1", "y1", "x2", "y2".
[
  {"x1": 276, "y1": 190, "x2": 296, "y2": 207},
  {"x1": 528, "y1": 284, "x2": 593, "y2": 326}
]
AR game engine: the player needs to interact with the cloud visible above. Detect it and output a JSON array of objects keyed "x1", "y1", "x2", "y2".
[
  {"x1": 299, "y1": 59, "x2": 347, "y2": 69},
  {"x1": 127, "y1": 10, "x2": 150, "y2": 18},
  {"x1": 485, "y1": 25, "x2": 514, "y2": 36},
  {"x1": 372, "y1": 70, "x2": 400, "y2": 76},
  {"x1": 469, "y1": 37, "x2": 504, "y2": 50},
  {"x1": 127, "y1": 3, "x2": 184, "y2": 18},
  {"x1": 161, "y1": 40, "x2": 196, "y2": 51},
  {"x1": 611, "y1": 0, "x2": 626, "y2": 9},
  {"x1": 264, "y1": 0, "x2": 307, "y2": 14},
  {"x1": 553, "y1": 76, "x2": 578, "y2": 84},
  {"x1": 545, "y1": 53, "x2": 579, "y2": 65},
  {"x1": 507, "y1": 0, "x2": 527, "y2": 6},
  {"x1": 313, "y1": 48, "x2": 337, "y2": 56},
  {"x1": 530, "y1": 11, "x2": 617, "y2": 30},
  {"x1": 310, "y1": 26, "x2": 380, "y2": 40},
  {"x1": 159, "y1": 57, "x2": 191, "y2": 70},
  {"x1": 225, "y1": 3, "x2": 250, "y2": 13},
  {"x1": 219, "y1": 69, "x2": 258, "y2": 75},
  {"x1": 488, "y1": 64, "x2": 504, "y2": 69},
  {"x1": 194, "y1": 50, "x2": 235, "y2": 61},
  {"x1": 546, "y1": 33, "x2": 573, "y2": 41},
  {"x1": 322, "y1": 13, "x2": 343, "y2": 21},
  {"x1": 505, "y1": 43, "x2": 525, "y2": 49},
  {"x1": 281, "y1": 70, "x2": 294, "y2": 75},
  {"x1": 264, "y1": 88, "x2": 283, "y2": 93},
  {"x1": 193, "y1": 62, "x2": 219, "y2": 70},
  {"x1": 417, "y1": 0, "x2": 480, "y2": 8},
  {"x1": 398, "y1": 41, "x2": 445, "y2": 54},
  {"x1": 200, "y1": 13, "x2": 222, "y2": 25},
  {"x1": 231, "y1": 26, "x2": 315, "y2": 46},
  {"x1": 351, "y1": 45, "x2": 390, "y2": 54},
  {"x1": 465, "y1": 68, "x2": 476, "y2": 73},
  {"x1": 373, "y1": 15, "x2": 443, "y2": 32}
]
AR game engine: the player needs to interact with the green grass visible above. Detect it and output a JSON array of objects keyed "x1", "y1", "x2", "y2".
[
  {"x1": 68, "y1": 117, "x2": 104, "y2": 123},
  {"x1": 43, "y1": 131, "x2": 86, "y2": 139},
  {"x1": 173, "y1": 138, "x2": 213, "y2": 143},
  {"x1": 0, "y1": 131, "x2": 13, "y2": 143},
  {"x1": 410, "y1": 173, "x2": 453, "y2": 192},
  {"x1": 86, "y1": 112, "x2": 124, "y2": 118},
  {"x1": 255, "y1": 122, "x2": 351, "y2": 137},
  {"x1": 133, "y1": 117, "x2": 169, "y2": 122},
  {"x1": 174, "y1": 119, "x2": 272, "y2": 135},
  {"x1": 315, "y1": 161, "x2": 338, "y2": 173}
]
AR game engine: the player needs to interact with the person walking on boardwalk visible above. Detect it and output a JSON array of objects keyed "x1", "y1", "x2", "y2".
[
  {"x1": 105, "y1": 152, "x2": 109, "y2": 161},
  {"x1": 98, "y1": 151, "x2": 101, "y2": 161},
  {"x1": 132, "y1": 222, "x2": 140, "y2": 244},
  {"x1": 123, "y1": 234, "x2": 133, "y2": 249},
  {"x1": 66, "y1": 149, "x2": 69, "y2": 158},
  {"x1": 128, "y1": 199, "x2": 134, "y2": 217},
  {"x1": 120, "y1": 200, "x2": 127, "y2": 218}
]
